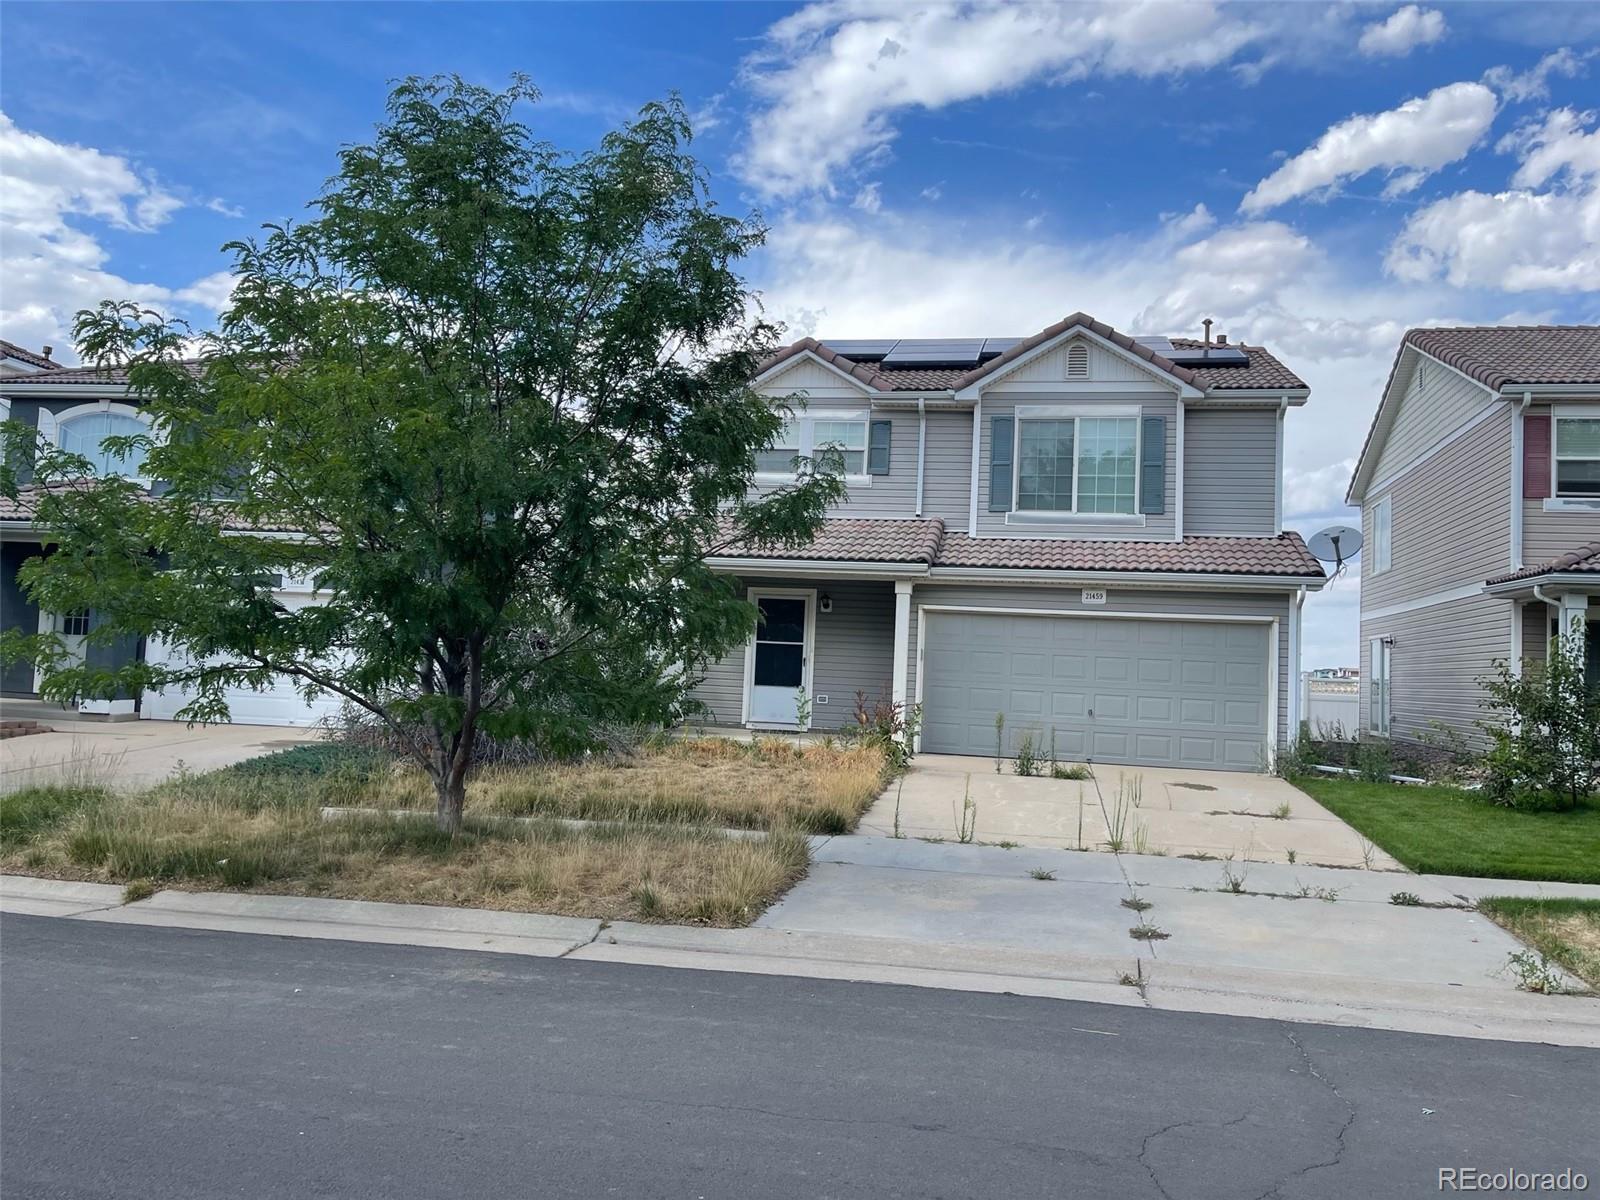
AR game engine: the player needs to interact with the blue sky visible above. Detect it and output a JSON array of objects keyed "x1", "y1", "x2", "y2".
[{"x1": 4, "y1": 1, "x2": 1599, "y2": 667}]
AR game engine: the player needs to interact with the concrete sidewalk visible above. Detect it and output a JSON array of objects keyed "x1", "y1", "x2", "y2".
[{"x1": 5, "y1": 871, "x2": 1598, "y2": 1047}]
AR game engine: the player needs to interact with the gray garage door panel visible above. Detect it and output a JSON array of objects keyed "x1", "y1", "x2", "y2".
[{"x1": 921, "y1": 612, "x2": 1268, "y2": 770}]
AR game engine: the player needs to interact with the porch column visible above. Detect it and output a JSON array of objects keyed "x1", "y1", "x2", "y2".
[
  {"x1": 1557, "y1": 593, "x2": 1589, "y2": 664},
  {"x1": 891, "y1": 580, "x2": 914, "y2": 718}
]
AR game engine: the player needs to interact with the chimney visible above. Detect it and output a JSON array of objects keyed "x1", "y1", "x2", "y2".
[
  {"x1": 41, "y1": 345, "x2": 53, "y2": 360},
  {"x1": 1215, "y1": 333, "x2": 1227, "y2": 346},
  {"x1": 1201, "y1": 318, "x2": 1213, "y2": 344}
]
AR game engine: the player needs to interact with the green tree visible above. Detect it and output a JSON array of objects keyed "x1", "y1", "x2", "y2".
[
  {"x1": 1479, "y1": 622, "x2": 1600, "y2": 811},
  {"x1": 0, "y1": 76, "x2": 843, "y2": 831}
]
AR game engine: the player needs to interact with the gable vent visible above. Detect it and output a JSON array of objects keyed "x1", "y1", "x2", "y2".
[{"x1": 1066, "y1": 342, "x2": 1089, "y2": 379}]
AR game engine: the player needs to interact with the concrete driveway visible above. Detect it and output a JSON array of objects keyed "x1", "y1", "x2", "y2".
[
  {"x1": 860, "y1": 753, "x2": 1401, "y2": 869},
  {"x1": 0, "y1": 716, "x2": 318, "y2": 792}
]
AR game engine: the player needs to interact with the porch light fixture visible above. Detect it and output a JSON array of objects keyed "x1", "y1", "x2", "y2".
[{"x1": 819, "y1": 593, "x2": 833, "y2": 613}]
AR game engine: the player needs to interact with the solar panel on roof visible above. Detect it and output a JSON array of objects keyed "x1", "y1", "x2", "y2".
[
  {"x1": 882, "y1": 339, "x2": 988, "y2": 367},
  {"x1": 1166, "y1": 347, "x2": 1249, "y2": 366},
  {"x1": 1134, "y1": 337, "x2": 1177, "y2": 355},
  {"x1": 824, "y1": 339, "x2": 900, "y2": 360},
  {"x1": 979, "y1": 337, "x2": 1022, "y2": 358}
]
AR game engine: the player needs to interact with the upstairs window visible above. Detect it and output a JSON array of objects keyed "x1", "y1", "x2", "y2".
[
  {"x1": 1369, "y1": 495, "x2": 1391, "y2": 575},
  {"x1": 50, "y1": 406, "x2": 151, "y2": 479},
  {"x1": 755, "y1": 414, "x2": 869, "y2": 481},
  {"x1": 1554, "y1": 417, "x2": 1600, "y2": 498},
  {"x1": 1016, "y1": 414, "x2": 1137, "y2": 515}
]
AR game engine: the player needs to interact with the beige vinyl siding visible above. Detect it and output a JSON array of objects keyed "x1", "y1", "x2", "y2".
[
  {"x1": 922, "y1": 409, "x2": 973, "y2": 530},
  {"x1": 995, "y1": 340, "x2": 1166, "y2": 384},
  {"x1": 1361, "y1": 407, "x2": 1511, "y2": 611},
  {"x1": 1369, "y1": 356, "x2": 1497, "y2": 485},
  {"x1": 1183, "y1": 407, "x2": 1279, "y2": 536},
  {"x1": 1358, "y1": 594, "x2": 1517, "y2": 746},
  {"x1": 685, "y1": 576, "x2": 895, "y2": 731},
  {"x1": 1521, "y1": 601, "x2": 1551, "y2": 662},
  {"x1": 905, "y1": 583, "x2": 1294, "y2": 747},
  {"x1": 973, "y1": 394, "x2": 1179, "y2": 540}
]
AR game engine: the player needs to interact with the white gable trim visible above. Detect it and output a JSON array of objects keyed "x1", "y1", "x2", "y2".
[
  {"x1": 752, "y1": 350, "x2": 878, "y2": 396},
  {"x1": 958, "y1": 327, "x2": 1202, "y2": 401}
]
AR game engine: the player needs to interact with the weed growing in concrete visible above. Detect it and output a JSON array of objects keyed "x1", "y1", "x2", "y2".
[
  {"x1": 122, "y1": 879, "x2": 156, "y2": 904},
  {"x1": 993, "y1": 712, "x2": 1005, "y2": 774},
  {"x1": 1121, "y1": 894, "x2": 1152, "y2": 913},
  {"x1": 954, "y1": 775, "x2": 977, "y2": 844},
  {"x1": 1118, "y1": 961, "x2": 1148, "y2": 997},
  {"x1": 1105, "y1": 775, "x2": 1142, "y2": 853},
  {"x1": 1050, "y1": 763, "x2": 1092, "y2": 781},
  {"x1": 1295, "y1": 883, "x2": 1341, "y2": 902},
  {"x1": 1028, "y1": 868, "x2": 1056, "y2": 881},
  {"x1": 995, "y1": 840, "x2": 1019, "y2": 849},
  {"x1": 1219, "y1": 861, "x2": 1248, "y2": 894},
  {"x1": 1129, "y1": 920, "x2": 1170, "y2": 941},
  {"x1": 891, "y1": 779, "x2": 905, "y2": 840},
  {"x1": 1390, "y1": 891, "x2": 1422, "y2": 906},
  {"x1": 1286, "y1": 849, "x2": 1297, "y2": 865},
  {"x1": 1014, "y1": 733, "x2": 1040, "y2": 778},
  {"x1": 1505, "y1": 949, "x2": 1565, "y2": 994},
  {"x1": 1357, "y1": 835, "x2": 1379, "y2": 870},
  {"x1": 1076, "y1": 785, "x2": 1085, "y2": 851},
  {"x1": 1269, "y1": 801, "x2": 1292, "y2": 820}
]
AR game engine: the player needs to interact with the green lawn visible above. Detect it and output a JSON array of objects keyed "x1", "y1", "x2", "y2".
[{"x1": 1294, "y1": 776, "x2": 1600, "y2": 884}]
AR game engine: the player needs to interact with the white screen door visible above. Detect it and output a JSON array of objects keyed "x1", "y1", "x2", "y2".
[{"x1": 749, "y1": 594, "x2": 810, "y2": 725}]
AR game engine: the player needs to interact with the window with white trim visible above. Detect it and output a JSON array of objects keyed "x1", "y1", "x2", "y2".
[
  {"x1": 1016, "y1": 414, "x2": 1137, "y2": 515},
  {"x1": 1368, "y1": 637, "x2": 1391, "y2": 735},
  {"x1": 56, "y1": 410, "x2": 151, "y2": 478},
  {"x1": 755, "y1": 414, "x2": 869, "y2": 480},
  {"x1": 1554, "y1": 416, "x2": 1600, "y2": 498},
  {"x1": 1369, "y1": 494, "x2": 1391, "y2": 575}
]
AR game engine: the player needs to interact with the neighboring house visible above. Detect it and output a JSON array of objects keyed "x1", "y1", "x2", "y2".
[
  {"x1": 1308, "y1": 666, "x2": 1359, "y2": 680},
  {"x1": 1347, "y1": 326, "x2": 1600, "y2": 745},
  {"x1": 0, "y1": 360, "x2": 343, "y2": 725},
  {"x1": 0, "y1": 339, "x2": 61, "y2": 377},
  {"x1": 688, "y1": 312, "x2": 1326, "y2": 771}
]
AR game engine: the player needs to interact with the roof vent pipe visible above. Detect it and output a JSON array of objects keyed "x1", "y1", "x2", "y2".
[
  {"x1": 1201, "y1": 318, "x2": 1213, "y2": 345},
  {"x1": 41, "y1": 345, "x2": 53, "y2": 360},
  {"x1": 1216, "y1": 334, "x2": 1227, "y2": 345}
]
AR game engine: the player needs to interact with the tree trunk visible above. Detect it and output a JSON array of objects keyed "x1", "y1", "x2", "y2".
[{"x1": 435, "y1": 771, "x2": 466, "y2": 833}]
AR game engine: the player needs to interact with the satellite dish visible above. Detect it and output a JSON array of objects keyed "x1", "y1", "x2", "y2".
[{"x1": 1308, "y1": 525, "x2": 1363, "y2": 568}]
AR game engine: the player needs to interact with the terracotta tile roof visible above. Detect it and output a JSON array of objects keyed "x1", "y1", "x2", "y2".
[
  {"x1": 1487, "y1": 542, "x2": 1600, "y2": 585},
  {"x1": 710, "y1": 516, "x2": 1322, "y2": 578},
  {"x1": 1, "y1": 340, "x2": 62, "y2": 371},
  {"x1": 0, "y1": 483, "x2": 307, "y2": 534},
  {"x1": 1404, "y1": 326, "x2": 1600, "y2": 391},
  {"x1": 934, "y1": 532, "x2": 1324, "y2": 577},
  {"x1": 713, "y1": 517, "x2": 945, "y2": 564},
  {"x1": 0, "y1": 359, "x2": 206, "y2": 387},
  {"x1": 756, "y1": 314, "x2": 1307, "y2": 395}
]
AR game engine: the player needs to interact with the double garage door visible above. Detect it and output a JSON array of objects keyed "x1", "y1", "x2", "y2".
[
  {"x1": 920, "y1": 611, "x2": 1270, "y2": 770},
  {"x1": 140, "y1": 593, "x2": 346, "y2": 727}
]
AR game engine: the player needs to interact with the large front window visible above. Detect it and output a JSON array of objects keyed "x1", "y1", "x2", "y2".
[
  {"x1": 811, "y1": 419, "x2": 866, "y2": 476},
  {"x1": 57, "y1": 411, "x2": 150, "y2": 478},
  {"x1": 1555, "y1": 417, "x2": 1600, "y2": 498},
  {"x1": 1016, "y1": 415, "x2": 1137, "y2": 515}
]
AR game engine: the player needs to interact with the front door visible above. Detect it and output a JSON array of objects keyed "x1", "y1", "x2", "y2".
[
  {"x1": 748, "y1": 592, "x2": 812, "y2": 726},
  {"x1": 34, "y1": 609, "x2": 89, "y2": 693}
]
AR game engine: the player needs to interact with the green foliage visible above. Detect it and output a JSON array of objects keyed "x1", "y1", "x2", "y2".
[
  {"x1": 1049, "y1": 763, "x2": 1091, "y2": 781},
  {"x1": 1352, "y1": 738, "x2": 1393, "y2": 784},
  {"x1": 0, "y1": 784, "x2": 109, "y2": 847},
  {"x1": 212, "y1": 743, "x2": 390, "y2": 783},
  {"x1": 1, "y1": 76, "x2": 844, "y2": 831},
  {"x1": 1014, "y1": 731, "x2": 1039, "y2": 777},
  {"x1": 849, "y1": 691, "x2": 920, "y2": 773},
  {"x1": 993, "y1": 711, "x2": 1005, "y2": 773},
  {"x1": 1274, "y1": 722, "x2": 1318, "y2": 779},
  {"x1": 1479, "y1": 642, "x2": 1600, "y2": 811}
]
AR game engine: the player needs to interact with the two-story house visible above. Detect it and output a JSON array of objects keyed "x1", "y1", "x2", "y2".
[
  {"x1": 689, "y1": 312, "x2": 1326, "y2": 770},
  {"x1": 1347, "y1": 326, "x2": 1600, "y2": 745}
]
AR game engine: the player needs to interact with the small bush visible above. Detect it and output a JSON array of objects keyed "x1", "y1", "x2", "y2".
[
  {"x1": 1352, "y1": 739, "x2": 1393, "y2": 784},
  {"x1": 849, "y1": 692, "x2": 921, "y2": 773},
  {"x1": 1049, "y1": 763, "x2": 1091, "y2": 781},
  {"x1": 1478, "y1": 643, "x2": 1600, "y2": 811},
  {"x1": 1014, "y1": 732, "x2": 1039, "y2": 777}
]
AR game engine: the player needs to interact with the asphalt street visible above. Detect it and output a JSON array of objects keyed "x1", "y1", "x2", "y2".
[{"x1": 2, "y1": 915, "x2": 1595, "y2": 1199}]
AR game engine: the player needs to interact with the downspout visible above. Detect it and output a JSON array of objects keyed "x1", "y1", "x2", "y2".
[
  {"x1": 968, "y1": 394, "x2": 982, "y2": 534},
  {"x1": 916, "y1": 398, "x2": 927, "y2": 517},
  {"x1": 1509, "y1": 392, "x2": 1531, "y2": 571},
  {"x1": 1174, "y1": 399, "x2": 1186, "y2": 542},
  {"x1": 1273, "y1": 396, "x2": 1287, "y2": 535},
  {"x1": 1288, "y1": 585, "x2": 1306, "y2": 736}
]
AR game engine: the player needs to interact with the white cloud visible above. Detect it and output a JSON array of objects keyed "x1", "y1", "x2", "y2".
[
  {"x1": 1357, "y1": 6, "x2": 1446, "y2": 58},
  {"x1": 0, "y1": 112, "x2": 233, "y2": 359},
  {"x1": 736, "y1": 0, "x2": 1267, "y2": 197},
  {"x1": 205, "y1": 197, "x2": 245, "y2": 218},
  {"x1": 1484, "y1": 47, "x2": 1591, "y2": 103},
  {"x1": 919, "y1": 184, "x2": 943, "y2": 201},
  {"x1": 851, "y1": 181, "x2": 883, "y2": 214},
  {"x1": 1387, "y1": 107, "x2": 1600, "y2": 292},
  {"x1": 1240, "y1": 82, "x2": 1498, "y2": 212}
]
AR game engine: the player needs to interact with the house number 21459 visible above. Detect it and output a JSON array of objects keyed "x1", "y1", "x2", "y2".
[{"x1": 1081, "y1": 588, "x2": 1107, "y2": 606}]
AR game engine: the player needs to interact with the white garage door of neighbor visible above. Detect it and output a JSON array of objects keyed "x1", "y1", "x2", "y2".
[
  {"x1": 920, "y1": 611, "x2": 1270, "y2": 770},
  {"x1": 140, "y1": 593, "x2": 347, "y2": 728}
]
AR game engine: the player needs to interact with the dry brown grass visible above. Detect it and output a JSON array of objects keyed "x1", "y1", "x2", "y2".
[
  {"x1": 337, "y1": 736, "x2": 890, "y2": 835},
  {"x1": 2, "y1": 765, "x2": 812, "y2": 927},
  {"x1": 1480, "y1": 897, "x2": 1600, "y2": 991}
]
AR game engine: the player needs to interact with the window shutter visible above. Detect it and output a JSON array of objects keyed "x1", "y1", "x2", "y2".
[
  {"x1": 1524, "y1": 413, "x2": 1551, "y2": 499},
  {"x1": 988, "y1": 415, "x2": 1014, "y2": 512},
  {"x1": 1138, "y1": 414, "x2": 1166, "y2": 515},
  {"x1": 868, "y1": 419, "x2": 892, "y2": 476}
]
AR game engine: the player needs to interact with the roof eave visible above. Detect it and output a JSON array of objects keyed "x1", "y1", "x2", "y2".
[
  {"x1": 1484, "y1": 571, "x2": 1600, "y2": 596},
  {"x1": 1496, "y1": 382, "x2": 1600, "y2": 398},
  {"x1": 926, "y1": 565, "x2": 1325, "y2": 590}
]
